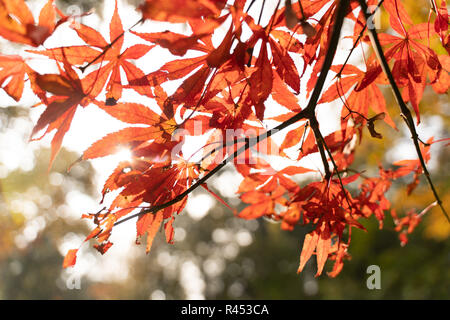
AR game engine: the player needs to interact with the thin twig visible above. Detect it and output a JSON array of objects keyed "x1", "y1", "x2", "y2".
[
  {"x1": 336, "y1": 0, "x2": 384, "y2": 77},
  {"x1": 79, "y1": 18, "x2": 143, "y2": 73},
  {"x1": 257, "y1": 0, "x2": 267, "y2": 25}
]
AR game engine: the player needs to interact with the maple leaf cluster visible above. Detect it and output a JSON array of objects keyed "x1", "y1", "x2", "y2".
[{"x1": 1, "y1": 0, "x2": 448, "y2": 277}]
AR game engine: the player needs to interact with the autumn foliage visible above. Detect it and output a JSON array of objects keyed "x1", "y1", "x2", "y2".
[{"x1": 1, "y1": 0, "x2": 449, "y2": 277}]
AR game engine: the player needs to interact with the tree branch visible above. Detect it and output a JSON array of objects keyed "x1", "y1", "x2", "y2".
[
  {"x1": 313, "y1": 120, "x2": 353, "y2": 208},
  {"x1": 358, "y1": 0, "x2": 449, "y2": 223},
  {"x1": 114, "y1": 0, "x2": 350, "y2": 227},
  {"x1": 310, "y1": 117, "x2": 331, "y2": 180}
]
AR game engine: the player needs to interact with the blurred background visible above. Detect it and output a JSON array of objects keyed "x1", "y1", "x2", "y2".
[{"x1": 0, "y1": 0, "x2": 449, "y2": 299}]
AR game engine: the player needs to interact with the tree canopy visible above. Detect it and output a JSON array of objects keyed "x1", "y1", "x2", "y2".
[{"x1": 0, "y1": 0, "x2": 448, "y2": 278}]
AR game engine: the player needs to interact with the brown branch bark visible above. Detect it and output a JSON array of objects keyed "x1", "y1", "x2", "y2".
[{"x1": 309, "y1": 117, "x2": 331, "y2": 180}]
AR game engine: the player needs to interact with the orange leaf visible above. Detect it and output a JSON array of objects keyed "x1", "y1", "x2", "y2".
[
  {"x1": 238, "y1": 201, "x2": 273, "y2": 220},
  {"x1": 298, "y1": 230, "x2": 319, "y2": 273},
  {"x1": 249, "y1": 41, "x2": 273, "y2": 120},
  {"x1": 100, "y1": 102, "x2": 161, "y2": 125},
  {"x1": 139, "y1": 0, "x2": 225, "y2": 23},
  {"x1": 279, "y1": 165, "x2": 314, "y2": 175},
  {"x1": 28, "y1": 46, "x2": 103, "y2": 66},
  {"x1": 132, "y1": 30, "x2": 208, "y2": 56},
  {"x1": 30, "y1": 63, "x2": 88, "y2": 170},
  {"x1": 63, "y1": 249, "x2": 78, "y2": 268},
  {"x1": 271, "y1": 71, "x2": 301, "y2": 111},
  {"x1": 280, "y1": 125, "x2": 305, "y2": 150},
  {"x1": 0, "y1": 54, "x2": 27, "y2": 101},
  {"x1": 207, "y1": 24, "x2": 233, "y2": 68},
  {"x1": 94, "y1": 241, "x2": 113, "y2": 254},
  {"x1": 82, "y1": 127, "x2": 161, "y2": 160},
  {"x1": 164, "y1": 216, "x2": 175, "y2": 244},
  {"x1": 270, "y1": 38, "x2": 300, "y2": 93},
  {"x1": 315, "y1": 223, "x2": 331, "y2": 277},
  {"x1": 146, "y1": 211, "x2": 163, "y2": 253},
  {"x1": 137, "y1": 212, "x2": 154, "y2": 237},
  {"x1": 0, "y1": 0, "x2": 59, "y2": 46}
]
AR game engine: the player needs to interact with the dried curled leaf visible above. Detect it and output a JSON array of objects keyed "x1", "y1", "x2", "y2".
[{"x1": 367, "y1": 112, "x2": 386, "y2": 139}]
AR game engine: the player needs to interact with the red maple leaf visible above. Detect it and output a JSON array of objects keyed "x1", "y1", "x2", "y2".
[
  {"x1": 378, "y1": 0, "x2": 442, "y2": 123},
  {"x1": 30, "y1": 62, "x2": 96, "y2": 169},
  {"x1": 30, "y1": 1, "x2": 154, "y2": 104}
]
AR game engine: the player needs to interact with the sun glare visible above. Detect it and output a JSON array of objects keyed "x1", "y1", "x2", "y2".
[{"x1": 113, "y1": 148, "x2": 133, "y2": 163}]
